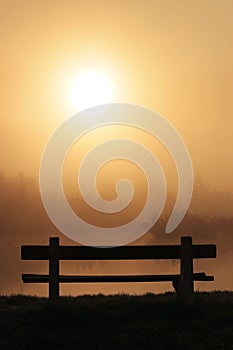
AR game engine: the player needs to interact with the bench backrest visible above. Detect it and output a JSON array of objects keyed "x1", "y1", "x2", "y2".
[{"x1": 21, "y1": 237, "x2": 216, "y2": 260}]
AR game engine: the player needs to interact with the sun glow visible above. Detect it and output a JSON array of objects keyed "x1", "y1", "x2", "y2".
[{"x1": 69, "y1": 70, "x2": 113, "y2": 111}]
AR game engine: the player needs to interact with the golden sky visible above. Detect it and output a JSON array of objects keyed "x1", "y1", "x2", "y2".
[
  {"x1": 1, "y1": 0, "x2": 233, "y2": 192},
  {"x1": 1, "y1": 1, "x2": 233, "y2": 296}
]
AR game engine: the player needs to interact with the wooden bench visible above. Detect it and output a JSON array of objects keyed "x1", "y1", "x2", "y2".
[{"x1": 21, "y1": 236, "x2": 216, "y2": 306}]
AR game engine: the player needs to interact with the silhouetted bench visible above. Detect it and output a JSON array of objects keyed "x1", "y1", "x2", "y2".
[{"x1": 21, "y1": 236, "x2": 216, "y2": 306}]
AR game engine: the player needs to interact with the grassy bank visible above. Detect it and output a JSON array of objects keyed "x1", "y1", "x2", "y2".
[{"x1": 0, "y1": 292, "x2": 233, "y2": 350}]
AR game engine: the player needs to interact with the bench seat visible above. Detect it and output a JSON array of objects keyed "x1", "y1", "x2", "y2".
[{"x1": 22, "y1": 272, "x2": 214, "y2": 283}]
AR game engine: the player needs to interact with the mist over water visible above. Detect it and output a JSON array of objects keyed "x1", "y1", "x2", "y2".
[{"x1": 0, "y1": 171, "x2": 232, "y2": 296}]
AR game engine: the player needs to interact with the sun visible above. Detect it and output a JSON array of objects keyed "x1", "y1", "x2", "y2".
[{"x1": 69, "y1": 70, "x2": 113, "y2": 111}]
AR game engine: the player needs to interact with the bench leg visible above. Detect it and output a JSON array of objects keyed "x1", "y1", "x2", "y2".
[
  {"x1": 180, "y1": 237, "x2": 194, "y2": 307},
  {"x1": 49, "y1": 237, "x2": 60, "y2": 304},
  {"x1": 172, "y1": 277, "x2": 181, "y2": 295}
]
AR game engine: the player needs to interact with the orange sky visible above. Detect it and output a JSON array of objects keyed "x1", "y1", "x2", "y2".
[
  {"x1": 1, "y1": 0, "x2": 233, "y2": 193},
  {"x1": 1, "y1": 1, "x2": 233, "y2": 296}
]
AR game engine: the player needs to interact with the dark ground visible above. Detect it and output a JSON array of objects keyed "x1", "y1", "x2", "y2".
[{"x1": 0, "y1": 292, "x2": 233, "y2": 350}]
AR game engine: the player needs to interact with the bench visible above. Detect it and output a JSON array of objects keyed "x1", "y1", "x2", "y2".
[{"x1": 21, "y1": 236, "x2": 216, "y2": 306}]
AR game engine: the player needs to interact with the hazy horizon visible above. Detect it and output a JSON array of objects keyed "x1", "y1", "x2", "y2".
[
  {"x1": 0, "y1": 171, "x2": 233, "y2": 296},
  {"x1": 1, "y1": 0, "x2": 233, "y2": 296}
]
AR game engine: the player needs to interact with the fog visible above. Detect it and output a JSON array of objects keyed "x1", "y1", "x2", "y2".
[
  {"x1": 1, "y1": 0, "x2": 233, "y2": 295},
  {"x1": 0, "y1": 171, "x2": 232, "y2": 296}
]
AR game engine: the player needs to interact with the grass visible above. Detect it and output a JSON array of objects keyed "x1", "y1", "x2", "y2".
[{"x1": 0, "y1": 292, "x2": 233, "y2": 350}]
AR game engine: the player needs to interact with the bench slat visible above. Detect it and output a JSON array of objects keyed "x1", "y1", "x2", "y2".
[
  {"x1": 21, "y1": 244, "x2": 216, "y2": 260},
  {"x1": 22, "y1": 273, "x2": 214, "y2": 283}
]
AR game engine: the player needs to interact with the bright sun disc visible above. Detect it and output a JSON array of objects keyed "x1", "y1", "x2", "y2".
[{"x1": 69, "y1": 70, "x2": 113, "y2": 111}]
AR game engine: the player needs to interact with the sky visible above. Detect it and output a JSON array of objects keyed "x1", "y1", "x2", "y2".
[
  {"x1": 1, "y1": 0, "x2": 233, "y2": 192},
  {"x1": 1, "y1": 1, "x2": 233, "y2": 295}
]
